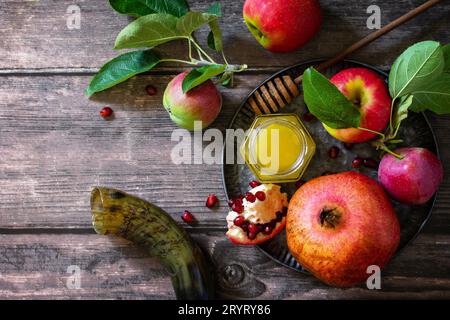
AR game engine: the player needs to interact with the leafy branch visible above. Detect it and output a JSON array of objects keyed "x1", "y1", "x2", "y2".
[{"x1": 86, "y1": 0, "x2": 247, "y2": 96}]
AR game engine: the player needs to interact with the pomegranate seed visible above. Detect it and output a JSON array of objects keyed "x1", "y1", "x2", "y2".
[
  {"x1": 227, "y1": 199, "x2": 234, "y2": 208},
  {"x1": 295, "y1": 180, "x2": 306, "y2": 189},
  {"x1": 343, "y1": 142, "x2": 354, "y2": 150},
  {"x1": 363, "y1": 158, "x2": 379, "y2": 169},
  {"x1": 248, "y1": 223, "x2": 260, "y2": 235},
  {"x1": 99, "y1": 106, "x2": 113, "y2": 118},
  {"x1": 241, "y1": 222, "x2": 249, "y2": 232},
  {"x1": 205, "y1": 194, "x2": 218, "y2": 208},
  {"x1": 249, "y1": 180, "x2": 261, "y2": 188},
  {"x1": 352, "y1": 157, "x2": 363, "y2": 168},
  {"x1": 231, "y1": 202, "x2": 244, "y2": 214},
  {"x1": 248, "y1": 232, "x2": 257, "y2": 240},
  {"x1": 181, "y1": 210, "x2": 194, "y2": 223},
  {"x1": 145, "y1": 85, "x2": 157, "y2": 96},
  {"x1": 303, "y1": 112, "x2": 316, "y2": 122},
  {"x1": 255, "y1": 191, "x2": 266, "y2": 201},
  {"x1": 233, "y1": 216, "x2": 245, "y2": 227},
  {"x1": 245, "y1": 192, "x2": 256, "y2": 203},
  {"x1": 328, "y1": 146, "x2": 340, "y2": 159},
  {"x1": 262, "y1": 225, "x2": 273, "y2": 235}
]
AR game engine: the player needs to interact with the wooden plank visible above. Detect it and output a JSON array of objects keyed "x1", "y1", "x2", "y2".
[
  {"x1": 0, "y1": 0, "x2": 449, "y2": 71},
  {"x1": 0, "y1": 232, "x2": 448, "y2": 299},
  {"x1": 1, "y1": 74, "x2": 450, "y2": 231}
]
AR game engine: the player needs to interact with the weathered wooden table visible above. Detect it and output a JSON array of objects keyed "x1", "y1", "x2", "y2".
[{"x1": 0, "y1": 0, "x2": 449, "y2": 299}]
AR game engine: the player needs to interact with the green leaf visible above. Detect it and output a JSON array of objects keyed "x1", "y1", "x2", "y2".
[
  {"x1": 85, "y1": 50, "x2": 160, "y2": 96},
  {"x1": 442, "y1": 44, "x2": 450, "y2": 72},
  {"x1": 109, "y1": 0, "x2": 155, "y2": 17},
  {"x1": 176, "y1": 12, "x2": 217, "y2": 35},
  {"x1": 205, "y1": 3, "x2": 223, "y2": 52},
  {"x1": 206, "y1": 2, "x2": 222, "y2": 16},
  {"x1": 140, "y1": 0, "x2": 189, "y2": 17},
  {"x1": 219, "y1": 72, "x2": 233, "y2": 87},
  {"x1": 302, "y1": 67, "x2": 361, "y2": 129},
  {"x1": 389, "y1": 41, "x2": 445, "y2": 100},
  {"x1": 182, "y1": 64, "x2": 227, "y2": 93},
  {"x1": 114, "y1": 12, "x2": 217, "y2": 49},
  {"x1": 409, "y1": 73, "x2": 450, "y2": 114}
]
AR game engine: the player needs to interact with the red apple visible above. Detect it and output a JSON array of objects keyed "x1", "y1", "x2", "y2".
[
  {"x1": 378, "y1": 147, "x2": 443, "y2": 205},
  {"x1": 324, "y1": 68, "x2": 392, "y2": 143},
  {"x1": 163, "y1": 71, "x2": 222, "y2": 130},
  {"x1": 243, "y1": 0, "x2": 322, "y2": 53},
  {"x1": 287, "y1": 172, "x2": 400, "y2": 287}
]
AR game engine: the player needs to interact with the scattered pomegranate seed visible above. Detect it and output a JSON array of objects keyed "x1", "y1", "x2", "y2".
[
  {"x1": 245, "y1": 192, "x2": 256, "y2": 203},
  {"x1": 99, "y1": 106, "x2": 113, "y2": 118},
  {"x1": 295, "y1": 180, "x2": 306, "y2": 189},
  {"x1": 145, "y1": 85, "x2": 157, "y2": 96},
  {"x1": 269, "y1": 220, "x2": 277, "y2": 228},
  {"x1": 255, "y1": 191, "x2": 266, "y2": 201},
  {"x1": 303, "y1": 112, "x2": 316, "y2": 122},
  {"x1": 241, "y1": 222, "x2": 249, "y2": 232},
  {"x1": 233, "y1": 216, "x2": 245, "y2": 227},
  {"x1": 352, "y1": 157, "x2": 363, "y2": 168},
  {"x1": 262, "y1": 225, "x2": 273, "y2": 235},
  {"x1": 328, "y1": 146, "x2": 340, "y2": 159},
  {"x1": 248, "y1": 232, "x2": 257, "y2": 240},
  {"x1": 363, "y1": 158, "x2": 379, "y2": 169},
  {"x1": 181, "y1": 210, "x2": 194, "y2": 223},
  {"x1": 248, "y1": 223, "x2": 260, "y2": 235},
  {"x1": 205, "y1": 194, "x2": 218, "y2": 208},
  {"x1": 343, "y1": 142, "x2": 354, "y2": 150}
]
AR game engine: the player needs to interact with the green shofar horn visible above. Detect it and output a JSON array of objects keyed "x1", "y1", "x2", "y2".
[{"x1": 91, "y1": 187, "x2": 215, "y2": 300}]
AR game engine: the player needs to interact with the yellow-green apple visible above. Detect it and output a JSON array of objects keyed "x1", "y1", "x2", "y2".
[
  {"x1": 324, "y1": 68, "x2": 392, "y2": 143},
  {"x1": 379, "y1": 147, "x2": 443, "y2": 205},
  {"x1": 163, "y1": 71, "x2": 222, "y2": 130},
  {"x1": 243, "y1": 0, "x2": 322, "y2": 53},
  {"x1": 287, "y1": 172, "x2": 400, "y2": 287}
]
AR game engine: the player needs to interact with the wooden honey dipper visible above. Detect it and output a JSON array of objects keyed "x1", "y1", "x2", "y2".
[{"x1": 247, "y1": 0, "x2": 441, "y2": 115}]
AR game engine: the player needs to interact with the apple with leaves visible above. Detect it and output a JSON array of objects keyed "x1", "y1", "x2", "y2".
[
  {"x1": 243, "y1": 0, "x2": 322, "y2": 53},
  {"x1": 303, "y1": 41, "x2": 450, "y2": 153}
]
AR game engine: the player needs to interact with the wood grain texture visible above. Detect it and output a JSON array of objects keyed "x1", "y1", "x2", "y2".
[
  {"x1": 0, "y1": 74, "x2": 268, "y2": 229},
  {"x1": 0, "y1": 0, "x2": 449, "y2": 71},
  {"x1": 0, "y1": 232, "x2": 449, "y2": 299}
]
